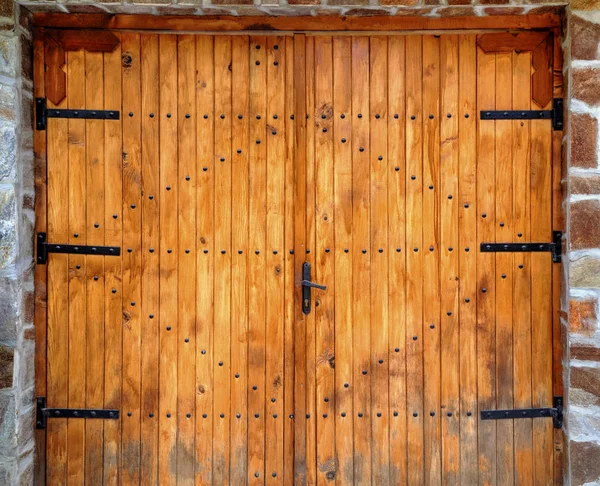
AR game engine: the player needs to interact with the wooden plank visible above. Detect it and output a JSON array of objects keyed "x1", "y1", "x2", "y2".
[
  {"x1": 103, "y1": 35, "x2": 123, "y2": 485},
  {"x1": 265, "y1": 34, "x2": 286, "y2": 484},
  {"x1": 44, "y1": 34, "x2": 66, "y2": 105},
  {"x1": 283, "y1": 35, "x2": 296, "y2": 485},
  {"x1": 369, "y1": 34, "x2": 390, "y2": 486},
  {"x1": 176, "y1": 33, "x2": 196, "y2": 486},
  {"x1": 46, "y1": 28, "x2": 120, "y2": 52},
  {"x1": 457, "y1": 34, "x2": 478, "y2": 486},
  {"x1": 351, "y1": 35, "x2": 371, "y2": 484},
  {"x1": 33, "y1": 29, "x2": 48, "y2": 484},
  {"x1": 213, "y1": 35, "x2": 232, "y2": 485},
  {"x1": 248, "y1": 34, "x2": 267, "y2": 486},
  {"x1": 45, "y1": 41, "x2": 69, "y2": 485},
  {"x1": 293, "y1": 33, "x2": 308, "y2": 485},
  {"x1": 158, "y1": 34, "x2": 178, "y2": 486},
  {"x1": 333, "y1": 34, "x2": 354, "y2": 486},
  {"x1": 120, "y1": 32, "x2": 142, "y2": 486},
  {"x1": 195, "y1": 34, "x2": 215, "y2": 486},
  {"x1": 230, "y1": 34, "x2": 250, "y2": 485},
  {"x1": 440, "y1": 34, "x2": 460, "y2": 486},
  {"x1": 34, "y1": 13, "x2": 562, "y2": 31},
  {"x1": 476, "y1": 46, "x2": 497, "y2": 486},
  {"x1": 314, "y1": 35, "x2": 336, "y2": 485},
  {"x1": 405, "y1": 34, "x2": 424, "y2": 486},
  {"x1": 387, "y1": 34, "x2": 407, "y2": 486},
  {"x1": 140, "y1": 32, "x2": 160, "y2": 486},
  {"x1": 84, "y1": 50, "x2": 106, "y2": 486},
  {"x1": 494, "y1": 50, "x2": 515, "y2": 486},
  {"x1": 477, "y1": 32, "x2": 549, "y2": 53},
  {"x1": 422, "y1": 34, "x2": 441, "y2": 486},
  {"x1": 65, "y1": 47, "x2": 86, "y2": 486},
  {"x1": 530, "y1": 41, "x2": 554, "y2": 486},
  {"x1": 512, "y1": 49, "x2": 533, "y2": 486}
]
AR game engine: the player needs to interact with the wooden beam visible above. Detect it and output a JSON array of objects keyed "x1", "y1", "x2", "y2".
[
  {"x1": 477, "y1": 31, "x2": 550, "y2": 53},
  {"x1": 46, "y1": 29, "x2": 120, "y2": 52},
  {"x1": 33, "y1": 12, "x2": 562, "y2": 32}
]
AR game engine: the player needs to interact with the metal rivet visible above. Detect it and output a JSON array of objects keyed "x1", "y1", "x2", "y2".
[
  {"x1": 482, "y1": 288, "x2": 487, "y2": 293},
  {"x1": 341, "y1": 138, "x2": 346, "y2": 143},
  {"x1": 429, "y1": 114, "x2": 434, "y2": 119},
  {"x1": 220, "y1": 114, "x2": 225, "y2": 119},
  {"x1": 204, "y1": 114, "x2": 208, "y2": 119},
  {"x1": 129, "y1": 112, "x2": 134, "y2": 117},
  {"x1": 256, "y1": 61, "x2": 260, "y2": 66},
  {"x1": 166, "y1": 186, "x2": 171, "y2": 191},
  {"x1": 411, "y1": 115, "x2": 416, "y2": 120},
  {"x1": 340, "y1": 114, "x2": 345, "y2": 119},
  {"x1": 150, "y1": 113, "x2": 155, "y2": 118},
  {"x1": 378, "y1": 155, "x2": 383, "y2": 161},
  {"x1": 395, "y1": 167, "x2": 400, "y2": 171},
  {"x1": 465, "y1": 298, "x2": 470, "y2": 303},
  {"x1": 448, "y1": 195, "x2": 452, "y2": 199},
  {"x1": 94, "y1": 276, "x2": 99, "y2": 281},
  {"x1": 413, "y1": 413, "x2": 418, "y2": 417},
  {"x1": 358, "y1": 413, "x2": 363, "y2": 417},
  {"x1": 185, "y1": 114, "x2": 190, "y2": 119},
  {"x1": 358, "y1": 114, "x2": 362, "y2": 118},
  {"x1": 482, "y1": 213, "x2": 487, "y2": 218},
  {"x1": 167, "y1": 413, "x2": 171, "y2": 418},
  {"x1": 341, "y1": 412, "x2": 346, "y2": 417},
  {"x1": 411, "y1": 175, "x2": 416, "y2": 180},
  {"x1": 413, "y1": 336, "x2": 418, "y2": 341},
  {"x1": 166, "y1": 326, "x2": 171, "y2": 331},
  {"x1": 375, "y1": 114, "x2": 380, "y2": 119},
  {"x1": 220, "y1": 413, "x2": 225, "y2": 418},
  {"x1": 184, "y1": 338, "x2": 189, "y2": 343}
]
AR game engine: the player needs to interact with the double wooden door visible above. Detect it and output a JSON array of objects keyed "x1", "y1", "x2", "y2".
[{"x1": 35, "y1": 30, "x2": 562, "y2": 484}]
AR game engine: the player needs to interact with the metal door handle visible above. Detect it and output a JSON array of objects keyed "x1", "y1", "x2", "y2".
[{"x1": 302, "y1": 262, "x2": 326, "y2": 315}]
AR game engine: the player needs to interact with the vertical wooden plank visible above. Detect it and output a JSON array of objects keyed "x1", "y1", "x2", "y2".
[
  {"x1": 230, "y1": 34, "x2": 250, "y2": 485},
  {"x1": 283, "y1": 35, "x2": 296, "y2": 486},
  {"x1": 66, "y1": 47, "x2": 86, "y2": 486},
  {"x1": 512, "y1": 49, "x2": 533, "y2": 486},
  {"x1": 387, "y1": 35, "x2": 407, "y2": 486},
  {"x1": 103, "y1": 36, "x2": 123, "y2": 485},
  {"x1": 405, "y1": 34, "x2": 424, "y2": 486},
  {"x1": 369, "y1": 34, "x2": 390, "y2": 486},
  {"x1": 45, "y1": 44, "x2": 69, "y2": 483},
  {"x1": 293, "y1": 33, "x2": 308, "y2": 486},
  {"x1": 530, "y1": 37, "x2": 554, "y2": 486},
  {"x1": 195, "y1": 34, "x2": 214, "y2": 486},
  {"x1": 84, "y1": 50, "x2": 106, "y2": 486},
  {"x1": 121, "y1": 33, "x2": 142, "y2": 486},
  {"x1": 495, "y1": 51, "x2": 515, "y2": 486},
  {"x1": 177, "y1": 33, "x2": 197, "y2": 486},
  {"x1": 440, "y1": 34, "x2": 460, "y2": 486},
  {"x1": 248, "y1": 34, "x2": 267, "y2": 485},
  {"x1": 314, "y1": 35, "x2": 336, "y2": 485},
  {"x1": 158, "y1": 34, "x2": 178, "y2": 486},
  {"x1": 333, "y1": 34, "x2": 354, "y2": 486},
  {"x1": 304, "y1": 35, "x2": 318, "y2": 486},
  {"x1": 476, "y1": 47, "x2": 497, "y2": 486},
  {"x1": 265, "y1": 34, "x2": 286, "y2": 484},
  {"x1": 140, "y1": 32, "x2": 160, "y2": 486},
  {"x1": 351, "y1": 35, "x2": 371, "y2": 484},
  {"x1": 213, "y1": 35, "x2": 232, "y2": 486},
  {"x1": 422, "y1": 34, "x2": 441, "y2": 486},
  {"x1": 33, "y1": 29, "x2": 48, "y2": 483},
  {"x1": 458, "y1": 34, "x2": 478, "y2": 486}
]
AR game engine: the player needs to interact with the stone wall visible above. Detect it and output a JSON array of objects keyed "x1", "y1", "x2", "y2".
[
  {"x1": 567, "y1": 2, "x2": 600, "y2": 484},
  {"x1": 0, "y1": 2, "x2": 35, "y2": 484}
]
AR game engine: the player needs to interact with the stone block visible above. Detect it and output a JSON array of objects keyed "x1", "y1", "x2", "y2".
[
  {"x1": 0, "y1": 185, "x2": 17, "y2": 269},
  {"x1": 570, "y1": 113, "x2": 598, "y2": 169},
  {"x1": 571, "y1": 441, "x2": 600, "y2": 485},
  {"x1": 0, "y1": 0, "x2": 14, "y2": 21},
  {"x1": 0, "y1": 344, "x2": 14, "y2": 389},
  {"x1": 573, "y1": 67, "x2": 600, "y2": 107},
  {"x1": 17, "y1": 406, "x2": 34, "y2": 453},
  {"x1": 0, "y1": 393, "x2": 16, "y2": 456},
  {"x1": 571, "y1": 365, "x2": 600, "y2": 403},
  {"x1": 570, "y1": 254, "x2": 600, "y2": 289},
  {"x1": 17, "y1": 340, "x2": 34, "y2": 391},
  {"x1": 570, "y1": 297, "x2": 598, "y2": 336},
  {"x1": 570, "y1": 200, "x2": 600, "y2": 250},
  {"x1": 572, "y1": 14, "x2": 600, "y2": 60},
  {"x1": 0, "y1": 276, "x2": 19, "y2": 342},
  {"x1": 212, "y1": 0, "x2": 254, "y2": 5},
  {"x1": 19, "y1": 34, "x2": 32, "y2": 82},
  {"x1": 0, "y1": 84, "x2": 17, "y2": 123},
  {"x1": 0, "y1": 121, "x2": 17, "y2": 183},
  {"x1": 0, "y1": 35, "x2": 17, "y2": 78},
  {"x1": 571, "y1": 174, "x2": 600, "y2": 195},
  {"x1": 571, "y1": 0, "x2": 600, "y2": 10}
]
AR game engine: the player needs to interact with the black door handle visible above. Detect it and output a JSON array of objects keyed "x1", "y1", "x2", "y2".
[{"x1": 302, "y1": 262, "x2": 326, "y2": 315}]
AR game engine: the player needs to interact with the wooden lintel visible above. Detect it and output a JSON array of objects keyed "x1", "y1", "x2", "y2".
[
  {"x1": 46, "y1": 29, "x2": 120, "y2": 52},
  {"x1": 33, "y1": 12, "x2": 562, "y2": 32},
  {"x1": 477, "y1": 31, "x2": 550, "y2": 53}
]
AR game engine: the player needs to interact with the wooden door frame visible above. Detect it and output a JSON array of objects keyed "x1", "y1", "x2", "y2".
[{"x1": 33, "y1": 16, "x2": 566, "y2": 483}]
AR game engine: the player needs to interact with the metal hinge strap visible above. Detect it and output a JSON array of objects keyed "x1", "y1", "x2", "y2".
[
  {"x1": 36, "y1": 98, "x2": 120, "y2": 131},
  {"x1": 37, "y1": 232, "x2": 121, "y2": 264},
  {"x1": 36, "y1": 397, "x2": 119, "y2": 429},
  {"x1": 480, "y1": 231, "x2": 562, "y2": 263},
  {"x1": 480, "y1": 98, "x2": 563, "y2": 131},
  {"x1": 481, "y1": 396, "x2": 563, "y2": 429}
]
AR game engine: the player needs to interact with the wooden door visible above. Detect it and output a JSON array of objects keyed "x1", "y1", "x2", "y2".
[{"x1": 35, "y1": 30, "x2": 562, "y2": 485}]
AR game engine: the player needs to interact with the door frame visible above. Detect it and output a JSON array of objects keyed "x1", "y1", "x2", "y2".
[{"x1": 32, "y1": 13, "x2": 565, "y2": 483}]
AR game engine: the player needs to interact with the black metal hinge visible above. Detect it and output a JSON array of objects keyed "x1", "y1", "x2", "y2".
[
  {"x1": 480, "y1": 231, "x2": 562, "y2": 263},
  {"x1": 480, "y1": 98, "x2": 563, "y2": 131},
  {"x1": 37, "y1": 232, "x2": 121, "y2": 265},
  {"x1": 36, "y1": 397, "x2": 119, "y2": 429},
  {"x1": 36, "y1": 98, "x2": 120, "y2": 131},
  {"x1": 481, "y1": 396, "x2": 563, "y2": 429}
]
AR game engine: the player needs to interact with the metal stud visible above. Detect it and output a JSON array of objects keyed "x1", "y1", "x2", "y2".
[
  {"x1": 203, "y1": 114, "x2": 208, "y2": 119},
  {"x1": 413, "y1": 336, "x2": 418, "y2": 341},
  {"x1": 411, "y1": 115, "x2": 416, "y2": 120},
  {"x1": 378, "y1": 155, "x2": 383, "y2": 161},
  {"x1": 341, "y1": 138, "x2": 346, "y2": 143},
  {"x1": 185, "y1": 114, "x2": 190, "y2": 119}
]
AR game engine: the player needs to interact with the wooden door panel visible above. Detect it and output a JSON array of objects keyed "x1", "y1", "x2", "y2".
[{"x1": 37, "y1": 30, "x2": 561, "y2": 485}]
